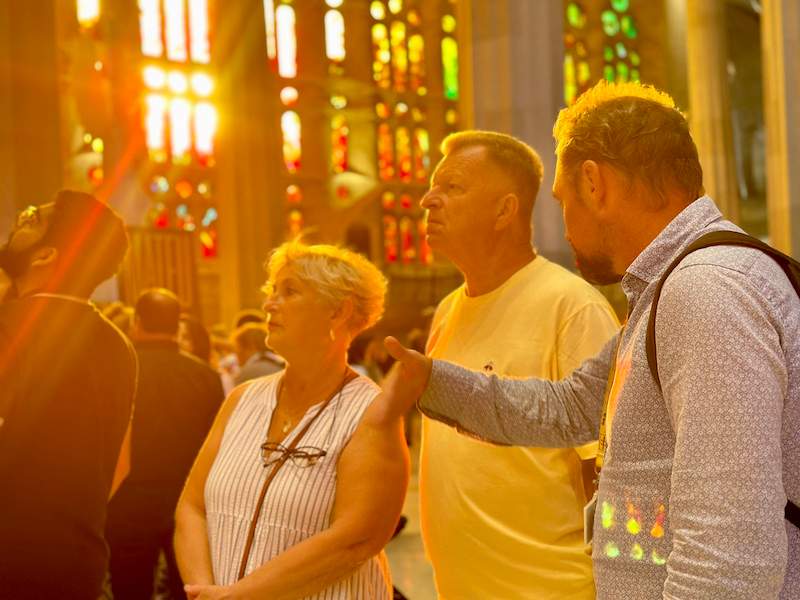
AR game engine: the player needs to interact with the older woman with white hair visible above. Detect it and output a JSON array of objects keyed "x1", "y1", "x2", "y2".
[{"x1": 175, "y1": 241, "x2": 409, "y2": 599}]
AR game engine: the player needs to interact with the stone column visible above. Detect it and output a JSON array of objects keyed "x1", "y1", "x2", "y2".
[
  {"x1": 760, "y1": 0, "x2": 800, "y2": 255},
  {"x1": 469, "y1": 0, "x2": 571, "y2": 266},
  {"x1": 685, "y1": 0, "x2": 740, "y2": 222}
]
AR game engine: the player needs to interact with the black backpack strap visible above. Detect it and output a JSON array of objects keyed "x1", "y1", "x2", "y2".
[
  {"x1": 645, "y1": 229, "x2": 800, "y2": 529},
  {"x1": 645, "y1": 230, "x2": 800, "y2": 390}
]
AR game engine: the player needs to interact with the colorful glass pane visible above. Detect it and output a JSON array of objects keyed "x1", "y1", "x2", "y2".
[
  {"x1": 603, "y1": 64, "x2": 615, "y2": 81},
  {"x1": 388, "y1": 0, "x2": 402, "y2": 14},
  {"x1": 188, "y1": 0, "x2": 211, "y2": 63},
  {"x1": 325, "y1": 0, "x2": 344, "y2": 7},
  {"x1": 396, "y1": 126, "x2": 412, "y2": 182},
  {"x1": 377, "y1": 123, "x2": 394, "y2": 180},
  {"x1": 400, "y1": 217, "x2": 415, "y2": 264},
  {"x1": 330, "y1": 95, "x2": 347, "y2": 109},
  {"x1": 611, "y1": 0, "x2": 630, "y2": 11},
  {"x1": 199, "y1": 228, "x2": 218, "y2": 258},
  {"x1": 615, "y1": 42, "x2": 627, "y2": 59},
  {"x1": 139, "y1": 0, "x2": 163, "y2": 58},
  {"x1": 381, "y1": 191, "x2": 396, "y2": 210},
  {"x1": 281, "y1": 110, "x2": 301, "y2": 172},
  {"x1": 201, "y1": 206, "x2": 218, "y2": 226},
  {"x1": 276, "y1": 4, "x2": 297, "y2": 78},
  {"x1": 325, "y1": 10, "x2": 346, "y2": 62},
  {"x1": 331, "y1": 114, "x2": 348, "y2": 174},
  {"x1": 601, "y1": 10, "x2": 620, "y2": 36},
  {"x1": 445, "y1": 108, "x2": 458, "y2": 125},
  {"x1": 371, "y1": 23, "x2": 391, "y2": 87},
  {"x1": 194, "y1": 101, "x2": 217, "y2": 164},
  {"x1": 280, "y1": 86, "x2": 298, "y2": 106},
  {"x1": 616, "y1": 61, "x2": 629, "y2": 81},
  {"x1": 390, "y1": 21, "x2": 408, "y2": 92},
  {"x1": 77, "y1": 0, "x2": 101, "y2": 29},
  {"x1": 164, "y1": 0, "x2": 188, "y2": 62},
  {"x1": 286, "y1": 184, "x2": 302, "y2": 204},
  {"x1": 400, "y1": 193, "x2": 413, "y2": 209},
  {"x1": 413, "y1": 128, "x2": 430, "y2": 182},
  {"x1": 563, "y1": 53, "x2": 577, "y2": 105},
  {"x1": 370, "y1": 0, "x2": 386, "y2": 20},
  {"x1": 143, "y1": 65, "x2": 166, "y2": 90},
  {"x1": 441, "y1": 37, "x2": 459, "y2": 100},
  {"x1": 170, "y1": 98, "x2": 192, "y2": 164},
  {"x1": 621, "y1": 15, "x2": 638, "y2": 39},
  {"x1": 191, "y1": 72, "x2": 214, "y2": 96},
  {"x1": 408, "y1": 33, "x2": 425, "y2": 91},
  {"x1": 441, "y1": 14, "x2": 456, "y2": 33},
  {"x1": 288, "y1": 209, "x2": 304, "y2": 239},
  {"x1": 263, "y1": 0, "x2": 277, "y2": 60},
  {"x1": 566, "y1": 3, "x2": 586, "y2": 29},
  {"x1": 630, "y1": 51, "x2": 641, "y2": 66},
  {"x1": 383, "y1": 215, "x2": 398, "y2": 263}
]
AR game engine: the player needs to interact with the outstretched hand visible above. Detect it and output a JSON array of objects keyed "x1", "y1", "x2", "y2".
[{"x1": 369, "y1": 336, "x2": 432, "y2": 423}]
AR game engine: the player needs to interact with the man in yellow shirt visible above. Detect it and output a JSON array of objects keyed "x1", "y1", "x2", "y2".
[{"x1": 419, "y1": 131, "x2": 619, "y2": 598}]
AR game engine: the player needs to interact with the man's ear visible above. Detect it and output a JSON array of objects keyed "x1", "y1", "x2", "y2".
[
  {"x1": 494, "y1": 193, "x2": 519, "y2": 231},
  {"x1": 29, "y1": 246, "x2": 58, "y2": 269}
]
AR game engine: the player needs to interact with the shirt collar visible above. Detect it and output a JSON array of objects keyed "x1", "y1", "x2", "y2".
[{"x1": 621, "y1": 196, "x2": 724, "y2": 302}]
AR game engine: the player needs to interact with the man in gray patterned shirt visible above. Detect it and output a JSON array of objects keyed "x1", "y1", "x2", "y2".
[{"x1": 379, "y1": 80, "x2": 799, "y2": 599}]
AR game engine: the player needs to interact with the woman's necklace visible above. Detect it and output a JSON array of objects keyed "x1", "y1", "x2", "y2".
[{"x1": 276, "y1": 370, "x2": 351, "y2": 435}]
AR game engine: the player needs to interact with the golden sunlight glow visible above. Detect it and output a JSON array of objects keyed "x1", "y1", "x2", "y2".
[
  {"x1": 188, "y1": 0, "x2": 211, "y2": 63},
  {"x1": 324, "y1": 10, "x2": 346, "y2": 63},
  {"x1": 144, "y1": 93, "x2": 167, "y2": 154},
  {"x1": 143, "y1": 65, "x2": 166, "y2": 89},
  {"x1": 263, "y1": 0, "x2": 277, "y2": 60},
  {"x1": 170, "y1": 98, "x2": 192, "y2": 161},
  {"x1": 139, "y1": 0, "x2": 163, "y2": 58},
  {"x1": 190, "y1": 72, "x2": 214, "y2": 97},
  {"x1": 276, "y1": 4, "x2": 297, "y2": 78},
  {"x1": 167, "y1": 70, "x2": 189, "y2": 94},
  {"x1": 77, "y1": 0, "x2": 101, "y2": 29},
  {"x1": 164, "y1": 0, "x2": 188, "y2": 62},
  {"x1": 194, "y1": 102, "x2": 217, "y2": 157}
]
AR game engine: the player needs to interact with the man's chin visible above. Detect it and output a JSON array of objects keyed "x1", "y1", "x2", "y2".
[{"x1": 574, "y1": 255, "x2": 622, "y2": 286}]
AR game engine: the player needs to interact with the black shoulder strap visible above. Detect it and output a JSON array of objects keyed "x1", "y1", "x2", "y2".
[
  {"x1": 644, "y1": 230, "x2": 800, "y2": 529},
  {"x1": 645, "y1": 230, "x2": 800, "y2": 390}
]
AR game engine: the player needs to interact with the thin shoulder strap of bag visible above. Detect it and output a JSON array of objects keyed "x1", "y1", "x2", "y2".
[
  {"x1": 236, "y1": 374, "x2": 356, "y2": 580},
  {"x1": 646, "y1": 230, "x2": 800, "y2": 391}
]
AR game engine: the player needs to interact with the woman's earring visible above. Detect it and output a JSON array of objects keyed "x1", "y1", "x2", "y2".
[{"x1": 329, "y1": 328, "x2": 336, "y2": 341}]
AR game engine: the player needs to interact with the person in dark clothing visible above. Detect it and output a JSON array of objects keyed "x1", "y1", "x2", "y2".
[
  {"x1": 0, "y1": 190, "x2": 136, "y2": 600},
  {"x1": 231, "y1": 321, "x2": 284, "y2": 384},
  {"x1": 106, "y1": 288, "x2": 224, "y2": 600}
]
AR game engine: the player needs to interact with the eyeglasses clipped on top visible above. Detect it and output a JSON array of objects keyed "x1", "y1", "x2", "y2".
[{"x1": 260, "y1": 441, "x2": 327, "y2": 468}]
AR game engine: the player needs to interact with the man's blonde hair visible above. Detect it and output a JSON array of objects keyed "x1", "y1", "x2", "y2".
[
  {"x1": 553, "y1": 80, "x2": 704, "y2": 206},
  {"x1": 263, "y1": 241, "x2": 387, "y2": 336},
  {"x1": 440, "y1": 130, "x2": 544, "y2": 218}
]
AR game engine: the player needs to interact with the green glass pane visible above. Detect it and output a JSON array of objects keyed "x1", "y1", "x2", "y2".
[
  {"x1": 631, "y1": 68, "x2": 640, "y2": 81},
  {"x1": 611, "y1": 0, "x2": 630, "y2": 12},
  {"x1": 577, "y1": 60, "x2": 591, "y2": 85},
  {"x1": 601, "y1": 10, "x2": 620, "y2": 36},
  {"x1": 621, "y1": 15, "x2": 638, "y2": 39},
  {"x1": 604, "y1": 64, "x2": 615, "y2": 81},
  {"x1": 616, "y1": 61, "x2": 629, "y2": 82},
  {"x1": 615, "y1": 42, "x2": 627, "y2": 59},
  {"x1": 441, "y1": 37, "x2": 459, "y2": 100},
  {"x1": 566, "y1": 2, "x2": 586, "y2": 29},
  {"x1": 563, "y1": 54, "x2": 577, "y2": 105},
  {"x1": 603, "y1": 45, "x2": 614, "y2": 62},
  {"x1": 630, "y1": 51, "x2": 641, "y2": 66}
]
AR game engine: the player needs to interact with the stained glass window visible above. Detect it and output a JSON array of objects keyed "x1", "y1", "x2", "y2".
[
  {"x1": 77, "y1": 0, "x2": 100, "y2": 29},
  {"x1": 164, "y1": 0, "x2": 188, "y2": 61},
  {"x1": 407, "y1": 33, "x2": 425, "y2": 93},
  {"x1": 276, "y1": 4, "x2": 297, "y2": 78},
  {"x1": 169, "y1": 98, "x2": 192, "y2": 164},
  {"x1": 378, "y1": 122, "x2": 394, "y2": 181},
  {"x1": 325, "y1": 10, "x2": 346, "y2": 63},
  {"x1": 139, "y1": 0, "x2": 163, "y2": 58},
  {"x1": 390, "y1": 21, "x2": 408, "y2": 92},
  {"x1": 396, "y1": 126, "x2": 412, "y2": 182},
  {"x1": 441, "y1": 36, "x2": 459, "y2": 100},
  {"x1": 281, "y1": 110, "x2": 301, "y2": 173},
  {"x1": 400, "y1": 217, "x2": 415, "y2": 264},
  {"x1": 562, "y1": 2, "x2": 591, "y2": 105},
  {"x1": 413, "y1": 128, "x2": 430, "y2": 182},
  {"x1": 383, "y1": 215, "x2": 398, "y2": 263},
  {"x1": 602, "y1": 0, "x2": 641, "y2": 84},
  {"x1": 263, "y1": 0, "x2": 277, "y2": 60},
  {"x1": 331, "y1": 114, "x2": 348, "y2": 174},
  {"x1": 371, "y1": 23, "x2": 391, "y2": 87},
  {"x1": 194, "y1": 102, "x2": 217, "y2": 165}
]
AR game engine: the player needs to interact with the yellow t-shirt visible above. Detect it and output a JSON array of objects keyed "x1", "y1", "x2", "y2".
[{"x1": 421, "y1": 256, "x2": 620, "y2": 600}]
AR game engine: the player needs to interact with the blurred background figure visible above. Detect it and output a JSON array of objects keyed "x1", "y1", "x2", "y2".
[
  {"x1": 231, "y1": 321, "x2": 284, "y2": 385},
  {"x1": 178, "y1": 313, "x2": 213, "y2": 364},
  {"x1": 106, "y1": 288, "x2": 224, "y2": 600},
  {"x1": 102, "y1": 301, "x2": 135, "y2": 338}
]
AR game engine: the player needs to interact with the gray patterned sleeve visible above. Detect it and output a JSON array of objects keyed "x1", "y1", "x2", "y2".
[{"x1": 418, "y1": 332, "x2": 618, "y2": 447}]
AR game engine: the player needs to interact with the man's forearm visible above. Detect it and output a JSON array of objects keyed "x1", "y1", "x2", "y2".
[{"x1": 419, "y1": 332, "x2": 618, "y2": 447}]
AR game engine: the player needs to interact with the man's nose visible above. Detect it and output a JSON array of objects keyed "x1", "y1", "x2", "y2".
[{"x1": 420, "y1": 191, "x2": 440, "y2": 210}]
